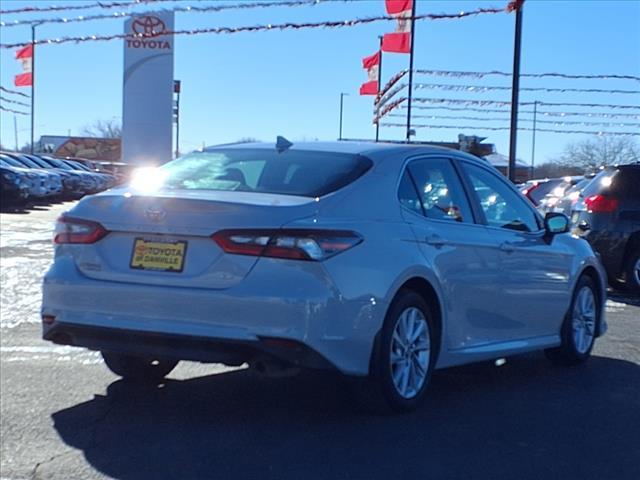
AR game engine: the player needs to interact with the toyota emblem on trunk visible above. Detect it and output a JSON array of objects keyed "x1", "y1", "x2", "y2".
[{"x1": 145, "y1": 206, "x2": 167, "y2": 222}]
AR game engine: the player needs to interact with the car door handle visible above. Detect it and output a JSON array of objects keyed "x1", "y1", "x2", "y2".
[
  {"x1": 425, "y1": 234, "x2": 447, "y2": 247},
  {"x1": 499, "y1": 241, "x2": 516, "y2": 253}
]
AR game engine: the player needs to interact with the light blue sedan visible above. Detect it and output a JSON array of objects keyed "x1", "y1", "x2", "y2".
[{"x1": 42, "y1": 141, "x2": 607, "y2": 412}]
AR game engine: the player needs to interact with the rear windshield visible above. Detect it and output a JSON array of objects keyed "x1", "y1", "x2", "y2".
[
  {"x1": 530, "y1": 179, "x2": 563, "y2": 203},
  {"x1": 157, "y1": 149, "x2": 373, "y2": 197},
  {"x1": 583, "y1": 167, "x2": 640, "y2": 199}
]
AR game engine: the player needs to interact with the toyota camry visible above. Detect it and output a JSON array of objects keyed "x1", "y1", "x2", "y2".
[{"x1": 41, "y1": 140, "x2": 607, "y2": 412}]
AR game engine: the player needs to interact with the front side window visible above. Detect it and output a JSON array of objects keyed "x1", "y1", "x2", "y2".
[
  {"x1": 399, "y1": 157, "x2": 473, "y2": 223},
  {"x1": 463, "y1": 162, "x2": 540, "y2": 232}
]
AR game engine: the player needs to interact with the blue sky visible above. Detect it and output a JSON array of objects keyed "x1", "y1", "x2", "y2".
[{"x1": 1, "y1": 0, "x2": 639, "y2": 165}]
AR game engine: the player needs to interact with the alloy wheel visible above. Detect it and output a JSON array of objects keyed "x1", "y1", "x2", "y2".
[
  {"x1": 389, "y1": 307, "x2": 430, "y2": 399},
  {"x1": 572, "y1": 286, "x2": 596, "y2": 354}
]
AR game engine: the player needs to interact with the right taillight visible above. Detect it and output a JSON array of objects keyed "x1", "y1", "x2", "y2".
[
  {"x1": 212, "y1": 229, "x2": 362, "y2": 261},
  {"x1": 54, "y1": 216, "x2": 109, "y2": 244},
  {"x1": 584, "y1": 195, "x2": 619, "y2": 213}
]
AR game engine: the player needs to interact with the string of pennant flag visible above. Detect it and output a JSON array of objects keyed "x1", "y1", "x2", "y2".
[
  {"x1": 406, "y1": 105, "x2": 640, "y2": 120},
  {"x1": 386, "y1": 113, "x2": 640, "y2": 129},
  {"x1": 0, "y1": 6, "x2": 508, "y2": 48},
  {"x1": 0, "y1": 0, "x2": 342, "y2": 28},
  {"x1": 0, "y1": 0, "x2": 169, "y2": 15},
  {"x1": 380, "y1": 123, "x2": 640, "y2": 136}
]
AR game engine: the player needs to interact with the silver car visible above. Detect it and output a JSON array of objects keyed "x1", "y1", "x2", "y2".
[{"x1": 42, "y1": 141, "x2": 607, "y2": 412}]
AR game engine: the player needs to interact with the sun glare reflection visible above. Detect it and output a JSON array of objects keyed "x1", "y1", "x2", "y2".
[{"x1": 130, "y1": 167, "x2": 168, "y2": 193}]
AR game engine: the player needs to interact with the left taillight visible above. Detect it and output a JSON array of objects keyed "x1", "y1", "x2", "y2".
[
  {"x1": 212, "y1": 229, "x2": 362, "y2": 261},
  {"x1": 54, "y1": 216, "x2": 109, "y2": 244}
]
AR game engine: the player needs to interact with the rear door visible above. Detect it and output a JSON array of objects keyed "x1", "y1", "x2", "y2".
[
  {"x1": 398, "y1": 156, "x2": 502, "y2": 350},
  {"x1": 458, "y1": 160, "x2": 573, "y2": 339}
]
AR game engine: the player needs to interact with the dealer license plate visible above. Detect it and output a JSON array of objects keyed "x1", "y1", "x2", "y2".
[{"x1": 130, "y1": 238, "x2": 187, "y2": 273}]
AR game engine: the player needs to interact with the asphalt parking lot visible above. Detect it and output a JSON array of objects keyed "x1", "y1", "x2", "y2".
[{"x1": 1, "y1": 202, "x2": 639, "y2": 480}]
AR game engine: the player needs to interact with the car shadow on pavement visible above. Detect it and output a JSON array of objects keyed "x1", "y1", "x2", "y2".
[
  {"x1": 608, "y1": 290, "x2": 640, "y2": 307},
  {"x1": 52, "y1": 353, "x2": 640, "y2": 480}
]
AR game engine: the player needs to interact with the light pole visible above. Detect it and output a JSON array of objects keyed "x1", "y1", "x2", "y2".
[
  {"x1": 507, "y1": 3, "x2": 524, "y2": 182},
  {"x1": 338, "y1": 92, "x2": 348, "y2": 140}
]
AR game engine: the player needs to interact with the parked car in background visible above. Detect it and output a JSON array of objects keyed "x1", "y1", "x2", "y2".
[
  {"x1": 520, "y1": 178, "x2": 565, "y2": 206},
  {"x1": 572, "y1": 163, "x2": 640, "y2": 292},
  {"x1": 0, "y1": 161, "x2": 30, "y2": 203},
  {"x1": 63, "y1": 158, "x2": 117, "y2": 190},
  {"x1": 0, "y1": 153, "x2": 49, "y2": 199},
  {"x1": 20, "y1": 154, "x2": 84, "y2": 199},
  {"x1": 537, "y1": 176, "x2": 585, "y2": 213},
  {"x1": 1, "y1": 152, "x2": 63, "y2": 198},
  {"x1": 42, "y1": 141, "x2": 607, "y2": 413},
  {"x1": 37, "y1": 156, "x2": 96, "y2": 197},
  {"x1": 552, "y1": 177, "x2": 594, "y2": 217}
]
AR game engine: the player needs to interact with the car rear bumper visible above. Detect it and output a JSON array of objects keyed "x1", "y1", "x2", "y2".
[
  {"x1": 41, "y1": 256, "x2": 385, "y2": 376},
  {"x1": 44, "y1": 322, "x2": 336, "y2": 370}
]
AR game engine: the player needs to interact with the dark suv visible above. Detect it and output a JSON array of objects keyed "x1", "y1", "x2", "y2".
[{"x1": 571, "y1": 164, "x2": 640, "y2": 292}]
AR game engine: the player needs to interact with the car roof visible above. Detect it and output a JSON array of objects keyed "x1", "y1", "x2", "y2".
[{"x1": 202, "y1": 140, "x2": 483, "y2": 162}]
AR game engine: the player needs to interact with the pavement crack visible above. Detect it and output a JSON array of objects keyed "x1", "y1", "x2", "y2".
[{"x1": 30, "y1": 451, "x2": 74, "y2": 480}]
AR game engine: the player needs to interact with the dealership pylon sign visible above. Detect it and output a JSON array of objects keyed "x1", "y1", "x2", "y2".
[{"x1": 122, "y1": 11, "x2": 175, "y2": 166}]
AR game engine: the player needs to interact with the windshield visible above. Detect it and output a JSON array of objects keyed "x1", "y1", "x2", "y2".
[
  {"x1": 11, "y1": 156, "x2": 41, "y2": 169},
  {"x1": 154, "y1": 149, "x2": 373, "y2": 197},
  {"x1": 25, "y1": 156, "x2": 52, "y2": 169},
  {"x1": 43, "y1": 158, "x2": 73, "y2": 170},
  {"x1": 0, "y1": 155, "x2": 23, "y2": 168}
]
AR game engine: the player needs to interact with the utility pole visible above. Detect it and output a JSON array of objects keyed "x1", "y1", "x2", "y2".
[
  {"x1": 507, "y1": 4, "x2": 524, "y2": 182},
  {"x1": 30, "y1": 24, "x2": 36, "y2": 154},
  {"x1": 405, "y1": 0, "x2": 417, "y2": 142},
  {"x1": 13, "y1": 116, "x2": 18, "y2": 151},
  {"x1": 375, "y1": 35, "x2": 383, "y2": 142},
  {"x1": 338, "y1": 92, "x2": 348, "y2": 140},
  {"x1": 530, "y1": 100, "x2": 537, "y2": 179}
]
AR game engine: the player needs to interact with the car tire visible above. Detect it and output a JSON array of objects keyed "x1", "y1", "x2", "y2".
[
  {"x1": 545, "y1": 275, "x2": 599, "y2": 366},
  {"x1": 623, "y1": 249, "x2": 640, "y2": 294},
  {"x1": 353, "y1": 290, "x2": 437, "y2": 413},
  {"x1": 101, "y1": 351, "x2": 178, "y2": 382}
]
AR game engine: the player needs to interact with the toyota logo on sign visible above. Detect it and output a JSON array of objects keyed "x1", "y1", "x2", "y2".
[{"x1": 132, "y1": 16, "x2": 166, "y2": 37}]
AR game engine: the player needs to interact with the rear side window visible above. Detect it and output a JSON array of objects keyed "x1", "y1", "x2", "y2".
[
  {"x1": 399, "y1": 157, "x2": 474, "y2": 223},
  {"x1": 158, "y1": 149, "x2": 372, "y2": 197}
]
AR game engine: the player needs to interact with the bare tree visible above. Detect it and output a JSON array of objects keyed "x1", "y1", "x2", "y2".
[
  {"x1": 81, "y1": 119, "x2": 122, "y2": 138},
  {"x1": 533, "y1": 162, "x2": 584, "y2": 179},
  {"x1": 557, "y1": 136, "x2": 639, "y2": 171}
]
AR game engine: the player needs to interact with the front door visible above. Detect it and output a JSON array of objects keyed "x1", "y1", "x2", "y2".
[{"x1": 459, "y1": 161, "x2": 573, "y2": 340}]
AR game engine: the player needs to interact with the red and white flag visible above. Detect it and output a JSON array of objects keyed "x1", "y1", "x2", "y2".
[
  {"x1": 382, "y1": 0, "x2": 413, "y2": 54},
  {"x1": 359, "y1": 51, "x2": 380, "y2": 95},
  {"x1": 14, "y1": 44, "x2": 33, "y2": 87}
]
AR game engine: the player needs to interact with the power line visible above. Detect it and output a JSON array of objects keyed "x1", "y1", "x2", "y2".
[
  {"x1": 1, "y1": 7, "x2": 507, "y2": 49},
  {"x1": 0, "y1": 86, "x2": 31, "y2": 99},
  {"x1": 0, "y1": 105, "x2": 29, "y2": 115},
  {"x1": 0, "y1": 95, "x2": 30, "y2": 108}
]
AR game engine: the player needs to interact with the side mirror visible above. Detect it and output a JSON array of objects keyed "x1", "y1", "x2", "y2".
[{"x1": 544, "y1": 212, "x2": 570, "y2": 235}]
